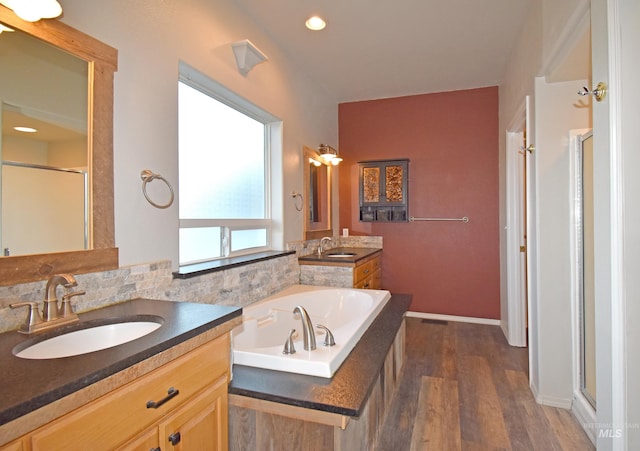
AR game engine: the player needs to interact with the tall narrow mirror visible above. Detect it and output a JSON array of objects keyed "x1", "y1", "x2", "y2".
[{"x1": 303, "y1": 146, "x2": 332, "y2": 239}]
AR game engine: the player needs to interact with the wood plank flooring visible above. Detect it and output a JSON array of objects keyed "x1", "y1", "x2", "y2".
[{"x1": 375, "y1": 318, "x2": 594, "y2": 451}]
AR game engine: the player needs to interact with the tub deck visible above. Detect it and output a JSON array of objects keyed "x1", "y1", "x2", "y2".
[{"x1": 228, "y1": 293, "x2": 411, "y2": 417}]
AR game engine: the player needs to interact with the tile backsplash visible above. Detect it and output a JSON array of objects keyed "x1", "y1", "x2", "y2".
[
  {"x1": 0, "y1": 253, "x2": 298, "y2": 334},
  {"x1": 288, "y1": 235, "x2": 382, "y2": 257},
  {"x1": 0, "y1": 236, "x2": 381, "y2": 333}
]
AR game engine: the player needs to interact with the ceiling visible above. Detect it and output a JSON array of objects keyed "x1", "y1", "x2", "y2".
[{"x1": 234, "y1": 0, "x2": 534, "y2": 102}]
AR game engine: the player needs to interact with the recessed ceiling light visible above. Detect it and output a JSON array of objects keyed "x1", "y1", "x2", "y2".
[
  {"x1": 305, "y1": 16, "x2": 326, "y2": 31},
  {"x1": 14, "y1": 126, "x2": 38, "y2": 133}
]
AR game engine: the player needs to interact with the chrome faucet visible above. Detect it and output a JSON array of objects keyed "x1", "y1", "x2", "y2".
[
  {"x1": 293, "y1": 305, "x2": 316, "y2": 351},
  {"x1": 318, "y1": 236, "x2": 332, "y2": 256}
]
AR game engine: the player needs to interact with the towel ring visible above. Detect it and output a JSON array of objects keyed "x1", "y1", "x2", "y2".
[
  {"x1": 141, "y1": 169, "x2": 174, "y2": 209},
  {"x1": 291, "y1": 191, "x2": 304, "y2": 212}
]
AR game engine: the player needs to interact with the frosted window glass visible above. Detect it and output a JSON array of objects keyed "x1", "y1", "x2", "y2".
[
  {"x1": 178, "y1": 82, "x2": 265, "y2": 219},
  {"x1": 231, "y1": 229, "x2": 267, "y2": 252},
  {"x1": 179, "y1": 227, "x2": 222, "y2": 263}
]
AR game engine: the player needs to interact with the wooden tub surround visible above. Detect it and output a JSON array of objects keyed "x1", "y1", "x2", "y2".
[{"x1": 228, "y1": 293, "x2": 411, "y2": 451}]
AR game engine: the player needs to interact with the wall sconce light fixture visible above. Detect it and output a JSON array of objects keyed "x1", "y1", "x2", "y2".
[
  {"x1": 0, "y1": 0, "x2": 62, "y2": 22},
  {"x1": 231, "y1": 39, "x2": 268, "y2": 76},
  {"x1": 318, "y1": 144, "x2": 342, "y2": 165}
]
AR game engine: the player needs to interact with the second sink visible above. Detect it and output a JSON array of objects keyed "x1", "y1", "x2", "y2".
[{"x1": 325, "y1": 252, "x2": 357, "y2": 258}]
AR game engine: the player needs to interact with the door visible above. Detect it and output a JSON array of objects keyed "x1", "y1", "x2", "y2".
[
  {"x1": 590, "y1": 0, "x2": 627, "y2": 448},
  {"x1": 504, "y1": 97, "x2": 531, "y2": 348}
]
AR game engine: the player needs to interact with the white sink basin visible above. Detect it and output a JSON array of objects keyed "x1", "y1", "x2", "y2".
[
  {"x1": 325, "y1": 252, "x2": 357, "y2": 258},
  {"x1": 14, "y1": 321, "x2": 162, "y2": 359}
]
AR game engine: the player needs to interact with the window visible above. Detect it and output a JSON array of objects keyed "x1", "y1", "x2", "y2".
[{"x1": 178, "y1": 63, "x2": 281, "y2": 266}]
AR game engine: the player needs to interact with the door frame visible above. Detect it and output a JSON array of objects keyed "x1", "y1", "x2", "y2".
[
  {"x1": 592, "y1": 0, "x2": 628, "y2": 447},
  {"x1": 569, "y1": 128, "x2": 597, "y2": 443},
  {"x1": 504, "y1": 97, "x2": 531, "y2": 349}
]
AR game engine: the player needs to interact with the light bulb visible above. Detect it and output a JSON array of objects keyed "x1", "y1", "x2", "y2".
[
  {"x1": 12, "y1": 0, "x2": 43, "y2": 22},
  {"x1": 39, "y1": 0, "x2": 62, "y2": 19},
  {"x1": 3, "y1": 0, "x2": 62, "y2": 22},
  {"x1": 305, "y1": 16, "x2": 326, "y2": 31}
]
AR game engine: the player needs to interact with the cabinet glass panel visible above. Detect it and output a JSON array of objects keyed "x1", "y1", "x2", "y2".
[
  {"x1": 363, "y1": 167, "x2": 380, "y2": 203},
  {"x1": 385, "y1": 165, "x2": 404, "y2": 203}
]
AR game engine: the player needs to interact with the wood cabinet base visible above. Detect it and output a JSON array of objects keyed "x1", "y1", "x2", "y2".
[{"x1": 228, "y1": 320, "x2": 405, "y2": 451}]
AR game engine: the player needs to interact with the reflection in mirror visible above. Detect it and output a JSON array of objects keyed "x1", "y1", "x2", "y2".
[
  {"x1": 0, "y1": 26, "x2": 89, "y2": 255},
  {"x1": 303, "y1": 146, "x2": 332, "y2": 239},
  {"x1": 0, "y1": 8, "x2": 118, "y2": 286}
]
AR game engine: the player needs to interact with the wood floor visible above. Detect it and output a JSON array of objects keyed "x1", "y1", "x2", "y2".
[{"x1": 375, "y1": 318, "x2": 595, "y2": 451}]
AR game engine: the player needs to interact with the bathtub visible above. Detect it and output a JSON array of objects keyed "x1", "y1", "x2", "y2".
[{"x1": 231, "y1": 285, "x2": 391, "y2": 378}]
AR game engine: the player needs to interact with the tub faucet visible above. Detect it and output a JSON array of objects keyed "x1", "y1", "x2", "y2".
[
  {"x1": 293, "y1": 305, "x2": 316, "y2": 350},
  {"x1": 318, "y1": 236, "x2": 332, "y2": 256}
]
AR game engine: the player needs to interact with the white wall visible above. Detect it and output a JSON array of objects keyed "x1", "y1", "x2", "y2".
[
  {"x1": 58, "y1": 0, "x2": 338, "y2": 268},
  {"x1": 498, "y1": 0, "x2": 543, "y2": 393},
  {"x1": 533, "y1": 77, "x2": 590, "y2": 406}
]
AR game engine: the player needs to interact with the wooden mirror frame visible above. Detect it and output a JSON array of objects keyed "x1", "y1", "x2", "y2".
[
  {"x1": 0, "y1": 8, "x2": 118, "y2": 286},
  {"x1": 303, "y1": 146, "x2": 333, "y2": 240}
]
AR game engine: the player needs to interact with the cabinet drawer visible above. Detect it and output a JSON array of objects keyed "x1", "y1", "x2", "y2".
[
  {"x1": 30, "y1": 335, "x2": 229, "y2": 451},
  {"x1": 354, "y1": 256, "x2": 381, "y2": 284}
]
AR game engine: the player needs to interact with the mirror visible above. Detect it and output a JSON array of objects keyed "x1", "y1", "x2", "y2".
[
  {"x1": 303, "y1": 146, "x2": 333, "y2": 239},
  {"x1": 1, "y1": 28, "x2": 89, "y2": 256},
  {"x1": 0, "y1": 8, "x2": 118, "y2": 286}
]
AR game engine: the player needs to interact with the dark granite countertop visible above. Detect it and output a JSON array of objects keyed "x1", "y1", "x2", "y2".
[
  {"x1": 229, "y1": 293, "x2": 411, "y2": 417},
  {"x1": 0, "y1": 299, "x2": 241, "y2": 426},
  {"x1": 298, "y1": 247, "x2": 382, "y2": 265}
]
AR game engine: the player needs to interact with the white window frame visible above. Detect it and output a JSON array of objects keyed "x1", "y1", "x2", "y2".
[{"x1": 178, "y1": 62, "x2": 281, "y2": 265}]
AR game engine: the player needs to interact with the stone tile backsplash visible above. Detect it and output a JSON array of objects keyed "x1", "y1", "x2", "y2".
[
  {"x1": 0, "y1": 253, "x2": 299, "y2": 334},
  {"x1": 288, "y1": 235, "x2": 382, "y2": 257},
  {"x1": 0, "y1": 236, "x2": 380, "y2": 334}
]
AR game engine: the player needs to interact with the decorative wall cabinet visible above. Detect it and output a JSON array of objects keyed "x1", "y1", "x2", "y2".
[{"x1": 359, "y1": 159, "x2": 409, "y2": 222}]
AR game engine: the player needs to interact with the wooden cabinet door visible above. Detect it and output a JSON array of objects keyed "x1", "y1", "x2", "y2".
[
  {"x1": 0, "y1": 440, "x2": 23, "y2": 451},
  {"x1": 116, "y1": 427, "x2": 159, "y2": 451},
  {"x1": 158, "y1": 376, "x2": 228, "y2": 451}
]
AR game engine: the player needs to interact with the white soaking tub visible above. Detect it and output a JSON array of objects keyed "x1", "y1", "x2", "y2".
[{"x1": 231, "y1": 285, "x2": 391, "y2": 378}]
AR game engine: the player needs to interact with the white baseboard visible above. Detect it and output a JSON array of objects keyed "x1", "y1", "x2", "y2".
[
  {"x1": 406, "y1": 311, "x2": 501, "y2": 326},
  {"x1": 529, "y1": 382, "x2": 573, "y2": 409},
  {"x1": 572, "y1": 393, "x2": 597, "y2": 445}
]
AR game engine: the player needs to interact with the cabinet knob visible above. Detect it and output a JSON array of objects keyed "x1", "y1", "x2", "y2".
[{"x1": 168, "y1": 431, "x2": 181, "y2": 445}]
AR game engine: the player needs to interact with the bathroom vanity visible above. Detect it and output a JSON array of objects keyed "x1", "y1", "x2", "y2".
[
  {"x1": 0, "y1": 299, "x2": 241, "y2": 450},
  {"x1": 298, "y1": 247, "x2": 382, "y2": 289}
]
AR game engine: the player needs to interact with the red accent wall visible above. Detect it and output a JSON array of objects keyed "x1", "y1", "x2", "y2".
[{"x1": 338, "y1": 87, "x2": 500, "y2": 319}]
